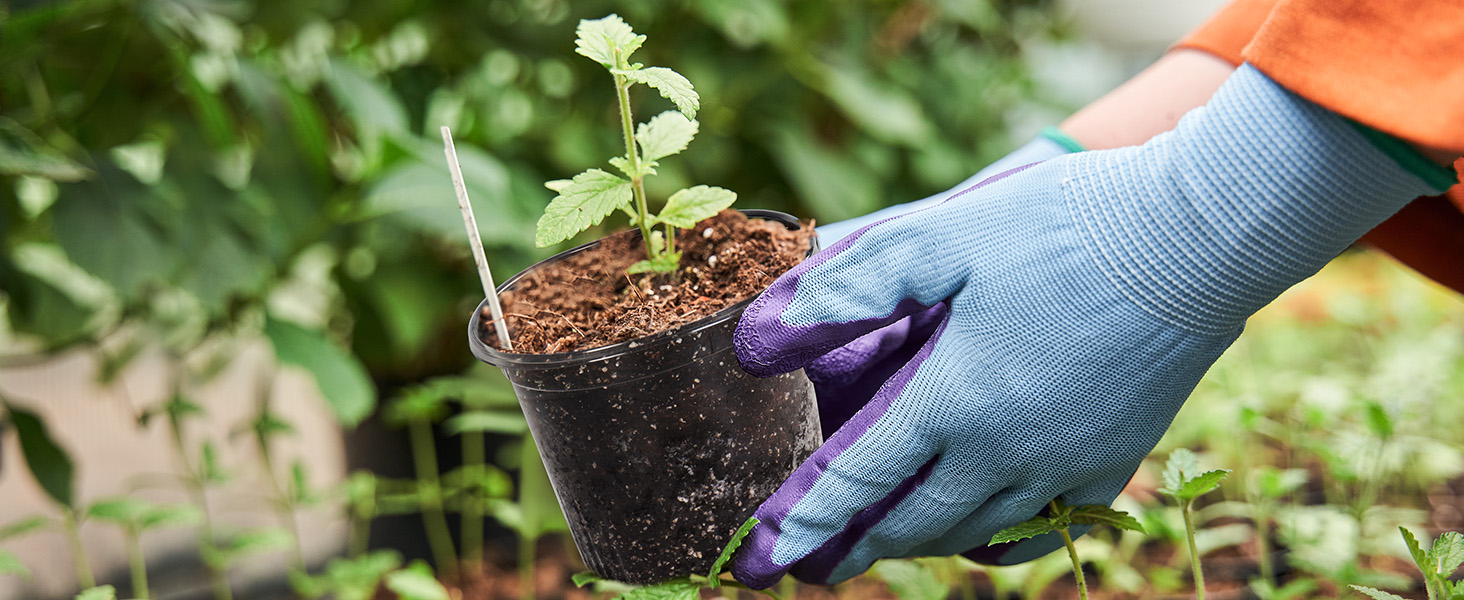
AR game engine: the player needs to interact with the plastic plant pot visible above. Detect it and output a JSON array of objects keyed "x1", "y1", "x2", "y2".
[{"x1": 468, "y1": 209, "x2": 823, "y2": 584}]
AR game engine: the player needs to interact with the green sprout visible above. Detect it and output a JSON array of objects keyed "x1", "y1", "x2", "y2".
[
  {"x1": 1157, "y1": 449, "x2": 1231, "y2": 600},
  {"x1": 536, "y1": 15, "x2": 737, "y2": 275},
  {"x1": 989, "y1": 499, "x2": 1145, "y2": 600},
  {"x1": 1351, "y1": 527, "x2": 1464, "y2": 600}
]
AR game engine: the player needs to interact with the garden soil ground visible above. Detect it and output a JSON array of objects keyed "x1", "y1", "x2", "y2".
[{"x1": 480, "y1": 209, "x2": 815, "y2": 354}]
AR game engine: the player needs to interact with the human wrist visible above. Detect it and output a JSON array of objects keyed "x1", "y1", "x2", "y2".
[{"x1": 1066, "y1": 64, "x2": 1446, "y2": 334}]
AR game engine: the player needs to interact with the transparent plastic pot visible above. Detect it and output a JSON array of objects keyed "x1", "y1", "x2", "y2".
[{"x1": 468, "y1": 210, "x2": 822, "y2": 584}]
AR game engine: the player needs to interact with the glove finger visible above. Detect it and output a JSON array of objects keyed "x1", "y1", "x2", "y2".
[
  {"x1": 807, "y1": 304, "x2": 948, "y2": 437},
  {"x1": 733, "y1": 318, "x2": 954, "y2": 589},
  {"x1": 793, "y1": 456, "x2": 998, "y2": 585}
]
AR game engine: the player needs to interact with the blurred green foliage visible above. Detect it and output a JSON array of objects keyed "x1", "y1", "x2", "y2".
[{"x1": 0, "y1": 0, "x2": 1060, "y2": 394}]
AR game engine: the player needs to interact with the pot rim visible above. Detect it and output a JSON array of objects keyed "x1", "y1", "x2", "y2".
[{"x1": 468, "y1": 208, "x2": 812, "y2": 368}]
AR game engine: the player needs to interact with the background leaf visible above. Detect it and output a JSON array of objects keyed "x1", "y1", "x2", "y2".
[
  {"x1": 265, "y1": 317, "x2": 377, "y2": 427},
  {"x1": 4, "y1": 401, "x2": 75, "y2": 507},
  {"x1": 384, "y1": 562, "x2": 450, "y2": 600},
  {"x1": 870, "y1": 560, "x2": 949, "y2": 600}
]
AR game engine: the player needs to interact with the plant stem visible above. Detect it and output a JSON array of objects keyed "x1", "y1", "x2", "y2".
[
  {"x1": 348, "y1": 511, "x2": 372, "y2": 558},
  {"x1": 408, "y1": 418, "x2": 458, "y2": 581},
  {"x1": 1057, "y1": 526, "x2": 1086, "y2": 600},
  {"x1": 612, "y1": 48, "x2": 655, "y2": 261},
  {"x1": 61, "y1": 509, "x2": 96, "y2": 589},
  {"x1": 168, "y1": 414, "x2": 233, "y2": 600},
  {"x1": 126, "y1": 526, "x2": 151, "y2": 599},
  {"x1": 253, "y1": 372, "x2": 306, "y2": 571},
  {"x1": 1182, "y1": 499, "x2": 1206, "y2": 600},
  {"x1": 462, "y1": 430, "x2": 485, "y2": 564},
  {"x1": 1255, "y1": 503, "x2": 1273, "y2": 585},
  {"x1": 519, "y1": 530, "x2": 535, "y2": 600}
]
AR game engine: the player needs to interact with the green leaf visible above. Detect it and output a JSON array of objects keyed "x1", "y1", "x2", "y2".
[
  {"x1": 636, "y1": 112, "x2": 698, "y2": 163},
  {"x1": 616, "y1": 67, "x2": 699, "y2": 120},
  {"x1": 86, "y1": 498, "x2": 147, "y2": 524},
  {"x1": 1069, "y1": 505, "x2": 1145, "y2": 533},
  {"x1": 138, "y1": 504, "x2": 202, "y2": 531},
  {"x1": 817, "y1": 63, "x2": 932, "y2": 146},
  {"x1": 574, "y1": 15, "x2": 644, "y2": 68},
  {"x1": 707, "y1": 517, "x2": 759, "y2": 585},
  {"x1": 265, "y1": 317, "x2": 377, "y2": 427},
  {"x1": 384, "y1": 562, "x2": 450, "y2": 600},
  {"x1": 4, "y1": 401, "x2": 76, "y2": 507},
  {"x1": 1178, "y1": 469, "x2": 1230, "y2": 499},
  {"x1": 444, "y1": 411, "x2": 528, "y2": 436},
  {"x1": 200, "y1": 440, "x2": 229, "y2": 484},
  {"x1": 74, "y1": 585, "x2": 117, "y2": 600},
  {"x1": 1363, "y1": 401, "x2": 1395, "y2": 440},
  {"x1": 220, "y1": 528, "x2": 293, "y2": 562},
  {"x1": 1402, "y1": 527, "x2": 1430, "y2": 574},
  {"x1": 544, "y1": 179, "x2": 572, "y2": 193},
  {"x1": 0, "y1": 118, "x2": 94, "y2": 181},
  {"x1": 0, "y1": 516, "x2": 50, "y2": 541},
  {"x1": 0, "y1": 550, "x2": 29, "y2": 578},
  {"x1": 1430, "y1": 531, "x2": 1464, "y2": 577},
  {"x1": 1252, "y1": 467, "x2": 1308, "y2": 499},
  {"x1": 1350, "y1": 585, "x2": 1407, "y2": 600},
  {"x1": 870, "y1": 559, "x2": 950, "y2": 600},
  {"x1": 535, "y1": 169, "x2": 632, "y2": 247},
  {"x1": 618, "y1": 580, "x2": 701, "y2": 600},
  {"x1": 1159, "y1": 448, "x2": 1200, "y2": 497},
  {"x1": 626, "y1": 253, "x2": 679, "y2": 275},
  {"x1": 989, "y1": 516, "x2": 1059, "y2": 545},
  {"x1": 572, "y1": 572, "x2": 603, "y2": 587},
  {"x1": 655, "y1": 186, "x2": 736, "y2": 229}
]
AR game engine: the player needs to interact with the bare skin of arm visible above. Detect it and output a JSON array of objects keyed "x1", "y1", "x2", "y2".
[{"x1": 1057, "y1": 48, "x2": 1461, "y2": 165}]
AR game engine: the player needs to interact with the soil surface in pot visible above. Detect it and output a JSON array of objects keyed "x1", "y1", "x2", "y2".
[{"x1": 480, "y1": 209, "x2": 815, "y2": 354}]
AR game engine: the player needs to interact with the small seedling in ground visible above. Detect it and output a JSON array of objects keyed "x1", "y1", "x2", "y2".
[
  {"x1": 1351, "y1": 527, "x2": 1464, "y2": 600},
  {"x1": 536, "y1": 15, "x2": 738, "y2": 275},
  {"x1": 86, "y1": 498, "x2": 201, "y2": 599},
  {"x1": 989, "y1": 499, "x2": 1145, "y2": 600},
  {"x1": 1157, "y1": 449, "x2": 1231, "y2": 600},
  {"x1": 572, "y1": 517, "x2": 779, "y2": 600},
  {"x1": 384, "y1": 385, "x2": 458, "y2": 580}
]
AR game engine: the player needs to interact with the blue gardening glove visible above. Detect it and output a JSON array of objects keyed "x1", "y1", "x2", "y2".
[
  {"x1": 732, "y1": 64, "x2": 1453, "y2": 588},
  {"x1": 808, "y1": 130, "x2": 1082, "y2": 437}
]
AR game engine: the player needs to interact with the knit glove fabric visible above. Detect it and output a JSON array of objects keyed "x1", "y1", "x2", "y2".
[
  {"x1": 731, "y1": 64, "x2": 1451, "y2": 588},
  {"x1": 808, "y1": 131, "x2": 1080, "y2": 437}
]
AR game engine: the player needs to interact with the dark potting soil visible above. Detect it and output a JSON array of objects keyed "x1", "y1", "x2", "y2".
[{"x1": 480, "y1": 209, "x2": 815, "y2": 354}]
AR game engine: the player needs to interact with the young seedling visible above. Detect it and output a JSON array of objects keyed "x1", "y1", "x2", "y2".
[
  {"x1": 537, "y1": 15, "x2": 738, "y2": 275},
  {"x1": 383, "y1": 385, "x2": 457, "y2": 580},
  {"x1": 989, "y1": 499, "x2": 1144, "y2": 600},
  {"x1": 86, "y1": 498, "x2": 202, "y2": 599},
  {"x1": 290, "y1": 550, "x2": 401, "y2": 600},
  {"x1": 572, "y1": 517, "x2": 776, "y2": 600},
  {"x1": 1157, "y1": 449, "x2": 1231, "y2": 600},
  {"x1": 1245, "y1": 466, "x2": 1309, "y2": 587},
  {"x1": 1351, "y1": 527, "x2": 1464, "y2": 600}
]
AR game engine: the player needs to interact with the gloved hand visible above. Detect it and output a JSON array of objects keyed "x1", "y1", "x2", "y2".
[
  {"x1": 732, "y1": 64, "x2": 1452, "y2": 588},
  {"x1": 809, "y1": 130, "x2": 1082, "y2": 435}
]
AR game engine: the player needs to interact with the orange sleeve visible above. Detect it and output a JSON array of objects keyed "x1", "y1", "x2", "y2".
[
  {"x1": 1242, "y1": 0, "x2": 1464, "y2": 154},
  {"x1": 1171, "y1": 0, "x2": 1279, "y2": 67}
]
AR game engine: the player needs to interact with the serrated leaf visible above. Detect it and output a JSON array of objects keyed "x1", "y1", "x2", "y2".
[
  {"x1": 384, "y1": 563, "x2": 449, "y2": 600},
  {"x1": 870, "y1": 559, "x2": 950, "y2": 600},
  {"x1": 617, "y1": 67, "x2": 699, "y2": 120},
  {"x1": 1179, "y1": 469, "x2": 1230, "y2": 498},
  {"x1": 989, "y1": 516, "x2": 1058, "y2": 545},
  {"x1": 544, "y1": 179, "x2": 572, "y2": 193},
  {"x1": 707, "y1": 517, "x2": 759, "y2": 585},
  {"x1": 4, "y1": 401, "x2": 76, "y2": 507},
  {"x1": 1402, "y1": 527, "x2": 1430, "y2": 574},
  {"x1": 572, "y1": 572, "x2": 603, "y2": 587},
  {"x1": 265, "y1": 317, "x2": 377, "y2": 427},
  {"x1": 0, "y1": 516, "x2": 50, "y2": 540},
  {"x1": 1069, "y1": 504, "x2": 1145, "y2": 533},
  {"x1": 619, "y1": 580, "x2": 701, "y2": 600},
  {"x1": 444, "y1": 411, "x2": 528, "y2": 436},
  {"x1": 1159, "y1": 448, "x2": 1199, "y2": 497},
  {"x1": 608, "y1": 156, "x2": 651, "y2": 179},
  {"x1": 637, "y1": 112, "x2": 698, "y2": 163},
  {"x1": 536, "y1": 169, "x2": 632, "y2": 247},
  {"x1": 1350, "y1": 585, "x2": 1407, "y2": 600},
  {"x1": 74, "y1": 585, "x2": 117, "y2": 600},
  {"x1": 656, "y1": 186, "x2": 736, "y2": 229},
  {"x1": 0, "y1": 550, "x2": 29, "y2": 578},
  {"x1": 86, "y1": 498, "x2": 147, "y2": 524},
  {"x1": 1430, "y1": 531, "x2": 1464, "y2": 576},
  {"x1": 574, "y1": 15, "x2": 644, "y2": 68}
]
